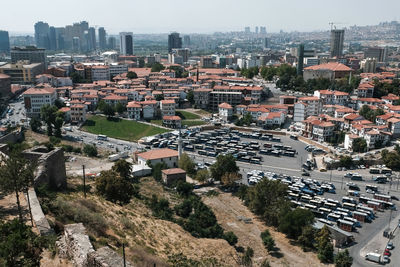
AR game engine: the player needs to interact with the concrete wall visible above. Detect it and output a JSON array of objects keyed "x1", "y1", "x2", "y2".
[
  {"x1": 25, "y1": 188, "x2": 54, "y2": 235},
  {"x1": 87, "y1": 247, "x2": 134, "y2": 267},
  {"x1": 0, "y1": 128, "x2": 24, "y2": 144}
]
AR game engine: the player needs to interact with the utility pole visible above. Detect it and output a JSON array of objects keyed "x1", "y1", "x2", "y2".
[
  {"x1": 82, "y1": 165, "x2": 86, "y2": 199},
  {"x1": 329, "y1": 168, "x2": 332, "y2": 183},
  {"x1": 122, "y1": 243, "x2": 126, "y2": 267}
]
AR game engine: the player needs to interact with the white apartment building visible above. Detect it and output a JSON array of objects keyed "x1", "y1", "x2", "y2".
[
  {"x1": 23, "y1": 87, "x2": 57, "y2": 117},
  {"x1": 218, "y1": 102, "x2": 233, "y2": 121},
  {"x1": 127, "y1": 101, "x2": 141, "y2": 120},
  {"x1": 109, "y1": 64, "x2": 128, "y2": 78},
  {"x1": 91, "y1": 65, "x2": 110, "y2": 81},
  {"x1": 160, "y1": 99, "x2": 176, "y2": 116},
  {"x1": 293, "y1": 96, "x2": 321, "y2": 122}
]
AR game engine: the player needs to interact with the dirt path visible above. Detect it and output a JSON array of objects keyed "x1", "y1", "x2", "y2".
[
  {"x1": 203, "y1": 192, "x2": 328, "y2": 267},
  {"x1": 65, "y1": 154, "x2": 116, "y2": 176}
]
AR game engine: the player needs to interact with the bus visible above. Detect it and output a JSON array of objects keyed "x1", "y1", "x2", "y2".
[
  {"x1": 343, "y1": 202, "x2": 357, "y2": 211},
  {"x1": 327, "y1": 213, "x2": 341, "y2": 222},
  {"x1": 97, "y1": 134, "x2": 108, "y2": 141},
  {"x1": 369, "y1": 168, "x2": 380, "y2": 174}
]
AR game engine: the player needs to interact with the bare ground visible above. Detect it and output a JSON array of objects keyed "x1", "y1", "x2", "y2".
[{"x1": 203, "y1": 192, "x2": 330, "y2": 267}]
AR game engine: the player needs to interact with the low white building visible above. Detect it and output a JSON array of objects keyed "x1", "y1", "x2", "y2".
[
  {"x1": 218, "y1": 102, "x2": 233, "y2": 121},
  {"x1": 137, "y1": 148, "x2": 179, "y2": 168},
  {"x1": 91, "y1": 65, "x2": 110, "y2": 81}
]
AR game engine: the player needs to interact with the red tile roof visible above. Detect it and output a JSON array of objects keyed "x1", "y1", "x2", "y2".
[
  {"x1": 218, "y1": 102, "x2": 233, "y2": 109},
  {"x1": 138, "y1": 148, "x2": 178, "y2": 160},
  {"x1": 162, "y1": 168, "x2": 186, "y2": 175},
  {"x1": 304, "y1": 62, "x2": 352, "y2": 72}
]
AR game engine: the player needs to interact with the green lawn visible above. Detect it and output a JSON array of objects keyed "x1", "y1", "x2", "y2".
[
  {"x1": 82, "y1": 115, "x2": 170, "y2": 141},
  {"x1": 150, "y1": 120, "x2": 162, "y2": 126},
  {"x1": 176, "y1": 110, "x2": 201, "y2": 120}
]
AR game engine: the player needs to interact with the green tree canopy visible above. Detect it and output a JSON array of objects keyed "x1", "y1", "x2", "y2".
[
  {"x1": 115, "y1": 102, "x2": 126, "y2": 114},
  {"x1": 210, "y1": 154, "x2": 239, "y2": 181},
  {"x1": 0, "y1": 219, "x2": 44, "y2": 266},
  {"x1": 316, "y1": 225, "x2": 334, "y2": 263},
  {"x1": 352, "y1": 138, "x2": 367, "y2": 153},
  {"x1": 187, "y1": 90, "x2": 194, "y2": 105},
  {"x1": 278, "y1": 208, "x2": 314, "y2": 239},
  {"x1": 111, "y1": 159, "x2": 132, "y2": 180},
  {"x1": 334, "y1": 249, "x2": 353, "y2": 267},
  {"x1": 195, "y1": 169, "x2": 210, "y2": 183},
  {"x1": 40, "y1": 104, "x2": 58, "y2": 136},
  {"x1": 126, "y1": 71, "x2": 138, "y2": 79},
  {"x1": 95, "y1": 170, "x2": 137, "y2": 204},
  {"x1": 83, "y1": 144, "x2": 98, "y2": 157},
  {"x1": 151, "y1": 62, "x2": 165, "y2": 72},
  {"x1": 178, "y1": 153, "x2": 196, "y2": 176}
]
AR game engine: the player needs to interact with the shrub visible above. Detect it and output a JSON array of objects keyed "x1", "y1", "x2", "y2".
[
  {"x1": 73, "y1": 147, "x2": 82, "y2": 154},
  {"x1": 174, "y1": 199, "x2": 192, "y2": 218},
  {"x1": 260, "y1": 230, "x2": 275, "y2": 251},
  {"x1": 223, "y1": 231, "x2": 238, "y2": 246},
  {"x1": 83, "y1": 144, "x2": 98, "y2": 157},
  {"x1": 149, "y1": 194, "x2": 173, "y2": 220}
]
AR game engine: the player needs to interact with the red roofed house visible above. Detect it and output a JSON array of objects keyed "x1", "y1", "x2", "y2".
[
  {"x1": 162, "y1": 168, "x2": 186, "y2": 186},
  {"x1": 160, "y1": 99, "x2": 176, "y2": 116},
  {"x1": 382, "y1": 94, "x2": 400, "y2": 105},
  {"x1": 103, "y1": 94, "x2": 128, "y2": 106},
  {"x1": 303, "y1": 62, "x2": 353, "y2": 81},
  {"x1": 162, "y1": 115, "x2": 181, "y2": 129},
  {"x1": 218, "y1": 102, "x2": 233, "y2": 121},
  {"x1": 137, "y1": 148, "x2": 179, "y2": 168},
  {"x1": 387, "y1": 117, "x2": 400, "y2": 137},
  {"x1": 70, "y1": 104, "x2": 86, "y2": 123},
  {"x1": 294, "y1": 96, "x2": 321, "y2": 122},
  {"x1": 312, "y1": 121, "x2": 335, "y2": 142},
  {"x1": 127, "y1": 101, "x2": 142, "y2": 120},
  {"x1": 257, "y1": 112, "x2": 285, "y2": 128},
  {"x1": 23, "y1": 87, "x2": 57, "y2": 117},
  {"x1": 58, "y1": 107, "x2": 71, "y2": 121}
]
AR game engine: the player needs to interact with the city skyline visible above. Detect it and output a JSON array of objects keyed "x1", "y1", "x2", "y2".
[{"x1": 1, "y1": 0, "x2": 400, "y2": 34}]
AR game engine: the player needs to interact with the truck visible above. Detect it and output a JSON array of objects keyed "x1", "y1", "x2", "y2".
[
  {"x1": 108, "y1": 151, "x2": 129, "y2": 162},
  {"x1": 365, "y1": 252, "x2": 381, "y2": 263}
]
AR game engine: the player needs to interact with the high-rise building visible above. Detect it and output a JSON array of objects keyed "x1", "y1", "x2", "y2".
[
  {"x1": 244, "y1": 27, "x2": 250, "y2": 33},
  {"x1": 98, "y1": 27, "x2": 107, "y2": 50},
  {"x1": 255, "y1": 26, "x2": 259, "y2": 34},
  {"x1": 34, "y1": 21, "x2": 50, "y2": 49},
  {"x1": 260, "y1": 27, "x2": 267, "y2": 35},
  {"x1": 72, "y1": 37, "x2": 80, "y2": 52},
  {"x1": 263, "y1": 38, "x2": 269, "y2": 49},
  {"x1": 49, "y1": 27, "x2": 57, "y2": 51},
  {"x1": 10, "y1": 46, "x2": 46, "y2": 72},
  {"x1": 330, "y1": 29, "x2": 345, "y2": 58},
  {"x1": 364, "y1": 47, "x2": 387, "y2": 62},
  {"x1": 108, "y1": 37, "x2": 116, "y2": 50},
  {"x1": 88, "y1": 27, "x2": 96, "y2": 51},
  {"x1": 297, "y1": 44, "x2": 304, "y2": 76},
  {"x1": 168, "y1": 32, "x2": 182, "y2": 52},
  {"x1": 0, "y1": 30, "x2": 10, "y2": 54},
  {"x1": 183, "y1": 35, "x2": 190, "y2": 47},
  {"x1": 55, "y1": 27, "x2": 65, "y2": 50},
  {"x1": 119, "y1": 32, "x2": 134, "y2": 55}
]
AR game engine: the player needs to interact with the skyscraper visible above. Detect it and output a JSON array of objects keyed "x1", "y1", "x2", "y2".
[
  {"x1": 11, "y1": 46, "x2": 46, "y2": 71},
  {"x1": 119, "y1": 32, "x2": 134, "y2": 55},
  {"x1": 49, "y1": 27, "x2": 57, "y2": 51},
  {"x1": 330, "y1": 29, "x2": 345, "y2": 58},
  {"x1": 255, "y1": 26, "x2": 259, "y2": 34},
  {"x1": 34, "y1": 21, "x2": 50, "y2": 49},
  {"x1": 168, "y1": 32, "x2": 182, "y2": 52},
  {"x1": 297, "y1": 44, "x2": 304, "y2": 76},
  {"x1": 88, "y1": 27, "x2": 96, "y2": 51},
  {"x1": 183, "y1": 35, "x2": 191, "y2": 48},
  {"x1": 98, "y1": 27, "x2": 107, "y2": 50},
  {"x1": 0, "y1": 30, "x2": 10, "y2": 54},
  {"x1": 108, "y1": 37, "x2": 116, "y2": 50},
  {"x1": 244, "y1": 27, "x2": 250, "y2": 33}
]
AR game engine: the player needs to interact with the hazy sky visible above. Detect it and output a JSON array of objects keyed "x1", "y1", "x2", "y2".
[{"x1": 2, "y1": 0, "x2": 400, "y2": 34}]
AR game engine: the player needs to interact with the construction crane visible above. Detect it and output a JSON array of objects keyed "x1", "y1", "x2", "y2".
[{"x1": 329, "y1": 22, "x2": 345, "y2": 30}]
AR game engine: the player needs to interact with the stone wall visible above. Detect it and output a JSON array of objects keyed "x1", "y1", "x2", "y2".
[
  {"x1": 23, "y1": 147, "x2": 67, "y2": 190},
  {"x1": 87, "y1": 247, "x2": 134, "y2": 267},
  {"x1": 57, "y1": 223, "x2": 95, "y2": 267},
  {"x1": 0, "y1": 128, "x2": 24, "y2": 144},
  {"x1": 25, "y1": 188, "x2": 54, "y2": 235},
  {"x1": 58, "y1": 224, "x2": 133, "y2": 267}
]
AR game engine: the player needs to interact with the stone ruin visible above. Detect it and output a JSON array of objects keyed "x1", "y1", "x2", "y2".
[{"x1": 57, "y1": 223, "x2": 134, "y2": 267}]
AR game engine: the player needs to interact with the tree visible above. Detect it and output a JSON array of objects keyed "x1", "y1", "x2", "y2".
[
  {"x1": 278, "y1": 208, "x2": 314, "y2": 239},
  {"x1": 151, "y1": 162, "x2": 168, "y2": 181},
  {"x1": 95, "y1": 170, "x2": 137, "y2": 204},
  {"x1": 178, "y1": 153, "x2": 196, "y2": 176},
  {"x1": 54, "y1": 99, "x2": 64, "y2": 109},
  {"x1": 187, "y1": 90, "x2": 194, "y2": 105},
  {"x1": 240, "y1": 247, "x2": 254, "y2": 267},
  {"x1": 195, "y1": 169, "x2": 210, "y2": 183},
  {"x1": 260, "y1": 230, "x2": 275, "y2": 252},
  {"x1": 83, "y1": 144, "x2": 98, "y2": 157},
  {"x1": 126, "y1": 71, "x2": 138, "y2": 79},
  {"x1": 54, "y1": 116, "x2": 64, "y2": 138},
  {"x1": 339, "y1": 156, "x2": 353, "y2": 168},
  {"x1": 223, "y1": 231, "x2": 238, "y2": 246},
  {"x1": 174, "y1": 199, "x2": 192, "y2": 218},
  {"x1": 334, "y1": 249, "x2": 353, "y2": 267},
  {"x1": 0, "y1": 219, "x2": 44, "y2": 266},
  {"x1": 352, "y1": 138, "x2": 367, "y2": 153},
  {"x1": 40, "y1": 104, "x2": 58, "y2": 136},
  {"x1": 103, "y1": 104, "x2": 115, "y2": 119},
  {"x1": 297, "y1": 225, "x2": 316, "y2": 251},
  {"x1": 97, "y1": 100, "x2": 107, "y2": 112},
  {"x1": 176, "y1": 181, "x2": 193, "y2": 197},
  {"x1": 155, "y1": 94, "x2": 164, "y2": 101},
  {"x1": 111, "y1": 159, "x2": 132, "y2": 180},
  {"x1": 316, "y1": 225, "x2": 334, "y2": 263},
  {"x1": 149, "y1": 194, "x2": 173, "y2": 220},
  {"x1": 210, "y1": 154, "x2": 239, "y2": 181},
  {"x1": 221, "y1": 172, "x2": 241, "y2": 187},
  {"x1": 115, "y1": 102, "x2": 126, "y2": 115},
  {"x1": 381, "y1": 149, "x2": 400, "y2": 171},
  {"x1": 246, "y1": 179, "x2": 289, "y2": 227},
  {"x1": 138, "y1": 58, "x2": 145, "y2": 68},
  {"x1": 151, "y1": 62, "x2": 165, "y2": 72},
  {"x1": 70, "y1": 72, "x2": 83, "y2": 83},
  {"x1": 0, "y1": 152, "x2": 36, "y2": 221},
  {"x1": 30, "y1": 117, "x2": 42, "y2": 132}
]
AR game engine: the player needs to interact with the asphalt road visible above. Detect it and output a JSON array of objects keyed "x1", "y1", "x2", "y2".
[{"x1": 1, "y1": 97, "x2": 27, "y2": 127}]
